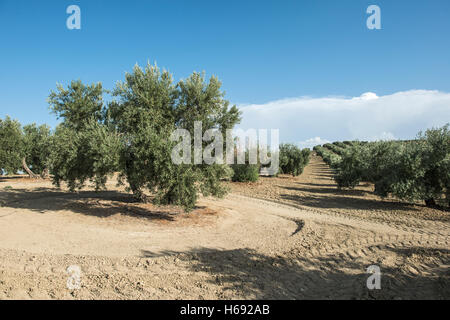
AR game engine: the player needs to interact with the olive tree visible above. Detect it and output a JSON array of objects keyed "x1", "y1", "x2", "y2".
[
  {"x1": 279, "y1": 144, "x2": 310, "y2": 176},
  {"x1": 417, "y1": 124, "x2": 450, "y2": 206},
  {"x1": 50, "y1": 120, "x2": 121, "y2": 191},
  {"x1": 22, "y1": 123, "x2": 52, "y2": 178},
  {"x1": 48, "y1": 63, "x2": 241, "y2": 211},
  {"x1": 334, "y1": 124, "x2": 449, "y2": 207},
  {"x1": 110, "y1": 64, "x2": 241, "y2": 210},
  {"x1": 0, "y1": 116, "x2": 24, "y2": 175},
  {"x1": 48, "y1": 78, "x2": 121, "y2": 191}
]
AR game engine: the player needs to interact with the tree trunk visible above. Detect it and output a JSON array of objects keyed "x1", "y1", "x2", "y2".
[
  {"x1": 425, "y1": 198, "x2": 436, "y2": 207},
  {"x1": 130, "y1": 183, "x2": 149, "y2": 203},
  {"x1": 22, "y1": 157, "x2": 39, "y2": 179},
  {"x1": 41, "y1": 168, "x2": 49, "y2": 179}
]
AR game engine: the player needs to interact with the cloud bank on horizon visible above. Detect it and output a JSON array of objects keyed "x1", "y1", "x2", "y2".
[{"x1": 236, "y1": 90, "x2": 450, "y2": 149}]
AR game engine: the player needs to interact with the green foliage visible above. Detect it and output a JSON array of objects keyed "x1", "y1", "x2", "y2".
[
  {"x1": 375, "y1": 142, "x2": 424, "y2": 201},
  {"x1": 110, "y1": 64, "x2": 240, "y2": 210},
  {"x1": 230, "y1": 147, "x2": 262, "y2": 182},
  {"x1": 48, "y1": 80, "x2": 120, "y2": 190},
  {"x1": 176, "y1": 71, "x2": 241, "y2": 136},
  {"x1": 108, "y1": 65, "x2": 177, "y2": 135},
  {"x1": 314, "y1": 145, "x2": 342, "y2": 169},
  {"x1": 333, "y1": 144, "x2": 370, "y2": 188},
  {"x1": 324, "y1": 143, "x2": 346, "y2": 155},
  {"x1": 333, "y1": 141, "x2": 347, "y2": 148},
  {"x1": 23, "y1": 123, "x2": 52, "y2": 174},
  {"x1": 49, "y1": 63, "x2": 241, "y2": 211},
  {"x1": 279, "y1": 144, "x2": 310, "y2": 176},
  {"x1": 0, "y1": 116, "x2": 24, "y2": 174},
  {"x1": 50, "y1": 120, "x2": 121, "y2": 191},
  {"x1": 117, "y1": 123, "x2": 202, "y2": 209},
  {"x1": 302, "y1": 148, "x2": 311, "y2": 165},
  {"x1": 231, "y1": 164, "x2": 259, "y2": 182},
  {"x1": 48, "y1": 80, "x2": 105, "y2": 130},
  {"x1": 109, "y1": 64, "x2": 179, "y2": 201},
  {"x1": 417, "y1": 124, "x2": 450, "y2": 205},
  {"x1": 332, "y1": 124, "x2": 450, "y2": 207}
]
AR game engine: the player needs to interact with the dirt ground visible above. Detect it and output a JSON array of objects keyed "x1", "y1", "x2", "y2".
[{"x1": 0, "y1": 155, "x2": 448, "y2": 299}]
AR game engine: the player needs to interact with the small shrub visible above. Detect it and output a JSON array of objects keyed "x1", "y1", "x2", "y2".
[{"x1": 231, "y1": 164, "x2": 259, "y2": 182}]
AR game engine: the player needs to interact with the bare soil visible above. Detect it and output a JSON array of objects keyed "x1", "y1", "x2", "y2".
[{"x1": 0, "y1": 155, "x2": 448, "y2": 299}]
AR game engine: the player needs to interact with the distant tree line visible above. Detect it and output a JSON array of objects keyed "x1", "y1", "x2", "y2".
[{"x1": 314, "y1": 126, "x2": 450, "y2": 208}]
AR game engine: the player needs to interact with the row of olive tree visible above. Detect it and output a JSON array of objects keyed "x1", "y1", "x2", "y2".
[
  {"x1": 230, "y1": 144, "x2": 311, "y2": 182},
  {"x1": 279, "y1": 144, "x2": 311, "y2": 176},
  {"x1": 313, "y1": 145, "x2": 342, "y2": 168},
  {"x1": 0, "y1": 117, "x2": 52, "y2": 178},
  {"x1": 320, "y1": 125, "x2": 449, "y2": 207},
  {"x1": 2, "y1": 63, "x2": 313, "y2": 210}
]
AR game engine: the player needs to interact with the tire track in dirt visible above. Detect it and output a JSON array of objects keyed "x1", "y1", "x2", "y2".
[
  {"x1": 229, "y1": 155, "x2": 450, "y2": 240},
  {"x1": 231, "y1": 192, "x2": 449, "y2": 241}
]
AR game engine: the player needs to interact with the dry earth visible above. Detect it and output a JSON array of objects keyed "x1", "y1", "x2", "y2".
[{"x1": 0, "y1": 155, "x2": 448, "y2": 299}]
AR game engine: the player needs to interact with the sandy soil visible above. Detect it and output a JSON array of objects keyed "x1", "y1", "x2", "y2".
[{"x1": 0, "y1": 155, "x2": 448, "y2": 299}]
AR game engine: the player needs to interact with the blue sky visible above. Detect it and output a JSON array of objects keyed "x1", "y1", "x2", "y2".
[{"x1": 0, "y1": 0, "x2": 449, "y2": 143}]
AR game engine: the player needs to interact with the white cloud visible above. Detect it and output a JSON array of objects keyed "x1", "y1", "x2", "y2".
[
  {"x1": 357, "y1": 92, "x2": 378, "y2": 101},
  {"x1": 298, "y1": 137, "x2": 330, "y2": 149},
  {"x1": 236, "y1": 90, "x2": 450, "y2": 143},
  {"x1": 371, "y1": 131, "x2": 396, "y2": 141}
]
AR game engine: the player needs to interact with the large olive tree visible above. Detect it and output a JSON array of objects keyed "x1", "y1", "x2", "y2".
[
  {"x1": 109, "y1": 64, "x2": 241, "y2": 210},
  {"x1": 48, "y1": 63, "x2": 241, "y2": 211}
]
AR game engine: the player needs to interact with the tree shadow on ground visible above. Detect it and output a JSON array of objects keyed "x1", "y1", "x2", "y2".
[
  {"x1": 280, "y1": 192, "x2": 420, "y2": 212},
  {"x1": 0, "y1": 176, "x2": 21, "y2": 181},
  {"x1": 282, "y1": 185, "x2": 368, "y2": 197},
  {"x1": 141, "y1": 246, "x2": 449, "y2": 299},
  {"x1": 298, "y1": 182, "x2": 343, "y2": 188},
  {"x1": 0, "y1": 188, "x2": 179, "y2": 222},
  {"x1": 312, "y1": 173, "x2": 335, "y2": 178}
]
